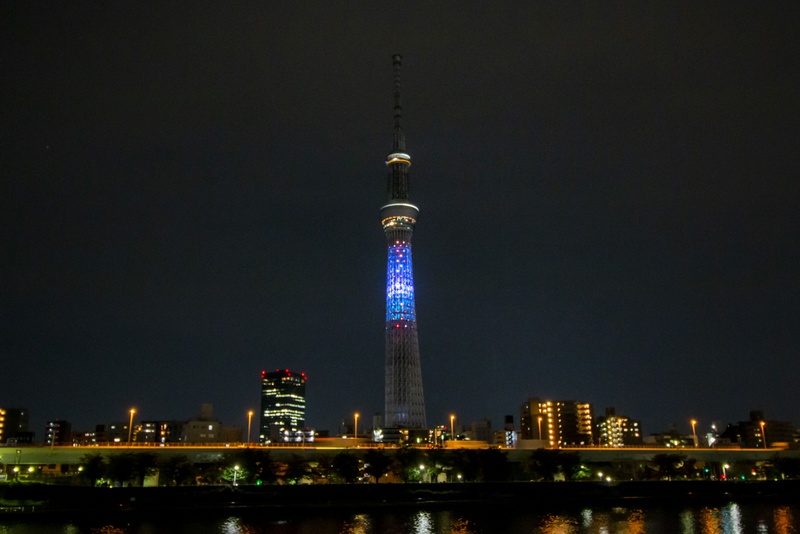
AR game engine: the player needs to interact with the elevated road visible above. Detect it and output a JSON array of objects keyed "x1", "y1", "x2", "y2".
[{"x1": 2, "y1": 443, "x2": 797, "y2": 468}]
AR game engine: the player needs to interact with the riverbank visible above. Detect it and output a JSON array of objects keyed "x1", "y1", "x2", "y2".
[{"x1": 2, "y1": 480, "x2": 800, "y2": 517}]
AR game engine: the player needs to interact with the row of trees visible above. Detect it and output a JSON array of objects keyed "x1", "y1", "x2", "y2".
[
  {"x1": 78, "y1": 447, "x2": 512, "y2": 486},
  {"x1": 78, "y1": 449, "x2": 800, "y2": 487}
]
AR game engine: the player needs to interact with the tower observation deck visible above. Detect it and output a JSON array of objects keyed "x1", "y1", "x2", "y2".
[{"x1": 380, "y1": 55, "x2": 426, "y2": 430}]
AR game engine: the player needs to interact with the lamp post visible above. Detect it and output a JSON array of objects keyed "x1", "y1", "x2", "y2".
[
  {"x1": 537, "y1": 416, "x2": 543, "y2": 440},
  {"x1": 233, "y1": 465, "x2": 240, "y2": 486},
  {"x1": 760, "y1": 421, "x2": 767, "y2": 449},
  {"x1": 450, "y1": 414, "x2": 456, "y2": 441},
  {"x1": 127, "y1": 408, "x2": 136, "y2": 444},
  {"x1": 691, "y1": 419, "x2": 698, "y2": 447},
  {"x1": 723, "y1": 464, "x2": 730, "y2": 480},
  {"x1": 354, "y1": 412, "x2": 360, "y2": 440},
  {"x1": 247, "y1": 410, "x2": 254, "y2": 444}
]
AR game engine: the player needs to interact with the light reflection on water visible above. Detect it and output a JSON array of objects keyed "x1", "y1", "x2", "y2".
[
  {"x1": 774, "y1": 506, "x2": 797, "y2": 534},
  {"x1": 412, "y1": 511, "x2": 433, "y2": 534},
  {"x1": 532, "y1": 503, "x2": 776, "y2": 534},
  {"x1": 538, "y1": 513, "x2": 580, "y2": 533},
  {"x1": 0, "y1": 502, "x2": 798, "y2": 533},
  {"x1": 339, "y1": 513, "x2": 370, "y2": 534}
]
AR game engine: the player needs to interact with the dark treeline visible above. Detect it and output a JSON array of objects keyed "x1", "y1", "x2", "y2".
[{"x1": 69, "y1": 449, "x2": 800, "y2": 487}]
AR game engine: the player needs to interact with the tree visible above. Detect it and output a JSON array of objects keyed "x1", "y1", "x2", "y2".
[
  {"x1": 558, "y1": 452, "x2": 582, "y2": 481},
  {"x1": 392, "y1": 447, "x2": 425, "y2": 482},
  {"x1": 423, "y1": 449, "x2": 452, "y2": 483},
  {"x1": 159, "y1": 454, "x2": 196, "y2": 486},
  {"x1": 477, "y1": 448, "x2": 509, "y2": 482},
  {"x1": 331, "y1": 452, "x2": 360, "y2": 483},
  {"x1": 363, "y1": 450, "x2": 392, "y2": 483},
  {"x1": 310, "y1": 453, "x2": 335, "y2": 483},
  {"x1": 525, "y1": 449, "x2": 562, "y2": 481},
  {"x1": 220, "y1": 465, "x2": 248, "y2": 485},
  {"x1": 79, "y1": 453, "x2": 106, "y2": 487},
  {"x1": 774, "y1": 456, "x2": 800, "y2": 479},
  {"x1": 233, "y1": 449, "x2": 276, "y2": 485},
  {"x1": 651, "y1": 453, "x2": 687, "y2": 481},
  {"x1": 107, "y1": 453, "x2": 137, "y2": 486},
  {"x1": 451, "y1": 450, "x2": 482, "y2": 482},
  {"x1": 131, "y1": 453, "x2": 159, "y2": 486},
  {"x1": 282, "y1": 454, "x2": 310, "y2": 484}
]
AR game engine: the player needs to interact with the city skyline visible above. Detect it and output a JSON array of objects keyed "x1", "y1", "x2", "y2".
[{"x1": 3, "y1": 4, "x2": 799, "y2": 437}]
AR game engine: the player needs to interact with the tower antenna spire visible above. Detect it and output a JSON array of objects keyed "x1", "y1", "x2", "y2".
[{"x1": 392, "y1": 54, "x2": 405, "y2": 151}]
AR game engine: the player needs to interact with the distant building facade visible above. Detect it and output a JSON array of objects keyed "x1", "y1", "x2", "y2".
[
  {"x1": 104, "y1": 421, "x2": 132, "y2": 443},
  {"x1": 44, "y1": 420, "x2": 72, "y2": 446},
  {"x1": 72, "y1": 425, "x2": 104, "y2": 446},
  {"x1": 595, "y1": 407, "x2": 642, "y2": 447},
  {"x1": 0, "y1": 407, "x2": 30, "y2": 444},
  {"x1": 719, "y1": 410, "x2": 796, "y2": 448},
  {"x1": 521, "y1": 397, "x2": 594, "y2": 447},
  {"x1": 135, "y1": 421, "x2": 184, "y2": 443},
  {"x1": 182, "y1": 404, "x2": 225, "y2": 443},
  {"x1": 260, "y1": 369, "x2": 310, "y2": 443},
  {"x1": 182, "y1": 420, "x2": 222, "y2": 443},
  {"x1": 466, "y1": 418, "x2": 493, "y2": 443},
  {"x1": 494, "y1": 415, "x2": 518, "y2": 448}
]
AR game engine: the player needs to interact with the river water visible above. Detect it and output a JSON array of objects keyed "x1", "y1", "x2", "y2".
[{"x1": 0, "y1": 502, "x2": 797, "y2": 533}]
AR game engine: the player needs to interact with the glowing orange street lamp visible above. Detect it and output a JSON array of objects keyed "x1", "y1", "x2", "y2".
[
  {"x1": 127, "y1": 408, "x2": 136, "y2": 444},
  {"x1": 537, "y1": 416, "x2": 543, "y2": 440},
  {"x1": 450, "y1": 414, "x2": 456, "y2": 441},
  {"x1": 247, "y1": 410, "x2": 254, "y2": 444},
  {"x1": 354, "y1": 412, "x2": 360, "y2": 440},
  {"x1": 691, "y1": 419, "x2": 698, "y2": 447},
  {"x1": 760, "y1": 421, "x2": 767, "y2": 449}
]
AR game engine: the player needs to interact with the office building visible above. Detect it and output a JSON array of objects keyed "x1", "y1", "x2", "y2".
[{"x1": 260, "y1": 369, "x2": 309, "y2": 443}]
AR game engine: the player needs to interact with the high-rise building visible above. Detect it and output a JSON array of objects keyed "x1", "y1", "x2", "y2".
[
  {"x1": 260, "y1": 369, "x2": 308, "y2": 443},
  {"x1": 0, "y1": 407, "x2": 29, "y2": 444},
  {"x1": 520, "y1": 397, "x2": 594, "y2": 447},
  {"x1": 381, "y1": 54, "x2": 426, "y2": 431},
  {"x1": 596, "y1": 407, "x2": 642, "y2": 447},
  {"x1": 44, "y1": 420, "x2": 72, "y2": 446}
]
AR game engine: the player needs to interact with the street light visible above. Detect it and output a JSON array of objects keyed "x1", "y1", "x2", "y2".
[
  {"x1": 760, "y1": 421, "x2": 767, "y2": 449},
  {"x1": 450, "y1": 414, "x2": 456, "y2": 441},
  {"x1": 127, "y1": 408, "x2": 136, "y2": 444},
  {"x1": 691, "y1": 419, "x2": 698, "y2": 447},
  {"x1": 233, "y1": 465, "x2": 240, "y2": 486},
  {"x1": 537, "y1": 416, "x2": 543, "y2": 440},
  {"x1": 723, "y1": 464, "x2": 730, "y2": 480},
  {"x1": 247, "y1": 410, "x2": 254, "y2": 444},
  {"x1": 354, "y1": 412, "x2": 360, "y2": 440}
]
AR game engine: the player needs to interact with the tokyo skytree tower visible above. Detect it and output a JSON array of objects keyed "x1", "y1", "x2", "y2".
[{"x1": 380, "y1": 55, "x2": 427, "y2": 430}]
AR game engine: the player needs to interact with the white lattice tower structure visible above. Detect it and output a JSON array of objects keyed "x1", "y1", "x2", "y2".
[{"x1": 380, "y1": 55, "x2": 427, "y2": 430}]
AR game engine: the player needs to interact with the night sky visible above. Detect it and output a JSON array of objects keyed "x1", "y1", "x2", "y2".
[{"x1": 3, "y1": 3, "x2": 799, "y2": 439}]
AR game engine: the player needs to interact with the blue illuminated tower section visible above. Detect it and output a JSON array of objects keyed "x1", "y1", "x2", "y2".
[{"x1": 381, "y1": 55, "x2": 426, "y2": 430}]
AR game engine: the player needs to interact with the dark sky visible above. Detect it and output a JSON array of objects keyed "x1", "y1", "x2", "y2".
[{"x1": 3, "y1": 3, "x2": 799, "y2": 439}]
